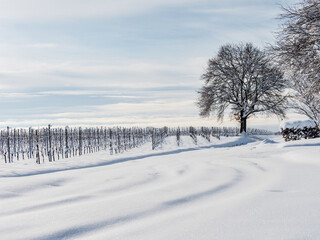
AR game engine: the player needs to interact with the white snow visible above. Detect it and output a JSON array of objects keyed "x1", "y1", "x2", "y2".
[
  {"x1": 0, "y1": 135, "x2": 320, "y2": 240},
  {"x1": 280, "y1": 119, "x2": 316, "y2": 129}
]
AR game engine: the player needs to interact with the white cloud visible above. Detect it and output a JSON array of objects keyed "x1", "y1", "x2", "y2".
[
  {"x1": 25, "y1": 43, "x2": 58, "y2": 48},
  {"x1": 193, "y1": 6, "x2": 282, "y2": 18},
  {"x1": 0, "y1": 92, "x2": 41, "y2": 99},
  {"x1": 0, "y1": 0, "x2": 204, "y2": 21},
  {"x1": 0, "y1": 57, "x2": 206, "y2": 90}
]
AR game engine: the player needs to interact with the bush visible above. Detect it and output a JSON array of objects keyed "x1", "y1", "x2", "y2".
[{"x1": 281, "y1": 127, "x2": 320, "y2": 141}]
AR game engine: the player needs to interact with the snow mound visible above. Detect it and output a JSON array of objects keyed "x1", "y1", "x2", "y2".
[
  {"x1": 262, "y1": 139, "x2": 277, "y2": 144},
  {"x1": 279, "y1": 137, "x2": 320, "y2": 148},
  {"x1": 213, "y1": 135, "x2": 256, "y2": 148},
  {"x1": 280, "y1": 120, "x2": 316, "y2": 129}
]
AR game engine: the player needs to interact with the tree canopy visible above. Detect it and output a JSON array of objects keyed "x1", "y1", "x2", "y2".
[
  {"x1": 272, "y1": 0, "x2": 320, "y2": 126},
  {"x1": 198, "y1": 43, "x2": 287, "y2": 132}
]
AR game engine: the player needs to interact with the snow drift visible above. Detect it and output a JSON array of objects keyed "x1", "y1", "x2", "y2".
[{"x1": 0, "y1": 135, "x2": 319, "y2": 240}]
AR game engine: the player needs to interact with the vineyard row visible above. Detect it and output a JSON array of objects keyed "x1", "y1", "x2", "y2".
[{"x1": 0, "y1": 125, "x2": 272, "y2": 164}]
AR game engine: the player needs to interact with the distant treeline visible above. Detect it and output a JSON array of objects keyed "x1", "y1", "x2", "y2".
[{"x1": 0, "y1": 125, "x2": 273, "y2": 164}]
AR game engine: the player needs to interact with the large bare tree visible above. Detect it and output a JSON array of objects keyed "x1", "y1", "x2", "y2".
[
  {"x1": 272, "y1": 0, "x2": 320, "y2": 126},
  {"x1": 198, "y1": 43, "x2": 287, "y2": 133}
]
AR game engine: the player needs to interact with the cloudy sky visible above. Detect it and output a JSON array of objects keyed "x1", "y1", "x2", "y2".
[{"x1": 0, "y1": 0, "x2": 300, "y2": 131}]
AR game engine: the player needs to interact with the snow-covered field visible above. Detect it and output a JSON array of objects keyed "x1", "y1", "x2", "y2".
[{"x1": 0, "y1": 135, "x2": 319, "y2": 240}]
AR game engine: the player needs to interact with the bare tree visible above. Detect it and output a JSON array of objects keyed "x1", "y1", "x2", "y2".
[
  {"x1": 198, "y1": 43, "x2": 287, "y2": 133},
  {"x1": 273, "y1": 0, "x2": 320, "y2": 91},
  {"x1": 288, "y1": 72, "x2": 320, "y2": 127},
  {"x1": 272, "y1": 0, "x2": 320, "y2": 126}
]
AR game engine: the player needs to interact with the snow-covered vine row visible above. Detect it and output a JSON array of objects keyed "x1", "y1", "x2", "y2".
[
  {"x1": 0, "y1": 125, "x2": 273, "y2": 164},
  {"x1": 1, "y1": 126, "x2": 150, "y2": 164}
]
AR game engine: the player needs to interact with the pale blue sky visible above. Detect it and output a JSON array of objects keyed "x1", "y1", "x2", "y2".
[{"x1": 0, "y1": 0, "x2": 300, "y2": 130}]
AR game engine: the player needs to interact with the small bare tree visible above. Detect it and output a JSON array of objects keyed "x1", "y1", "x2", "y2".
[{"x1": 198, "y1": 43, "x2": 287, "y2": 133}]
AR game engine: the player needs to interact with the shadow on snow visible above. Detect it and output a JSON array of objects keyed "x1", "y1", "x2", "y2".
[{"x1": 2, "y1": 137, "x2": 256, "y2": 178}]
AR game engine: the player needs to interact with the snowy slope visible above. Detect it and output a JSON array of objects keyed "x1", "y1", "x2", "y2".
[{"x1": 0, "y1": 135, "x2": 319, "y2": 240}]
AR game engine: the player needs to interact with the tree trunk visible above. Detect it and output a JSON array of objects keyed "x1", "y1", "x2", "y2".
[{"x1": 240, "y1": 116, "x2": 247, "y2": 133}]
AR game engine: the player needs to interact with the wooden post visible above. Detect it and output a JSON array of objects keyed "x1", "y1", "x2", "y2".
[
  {"x1": 104, "y1": 128, "x2": 107, "y2": 151},
  {"x1": 79, "y1": 127, "x2": 82, "y2": 156},
  {"x1": 13, "y1": 128, "x2": 17, "y2": 160},
  {"x1": 29, "y1": 127, "x2": 33, "y2": 159},
  {"x1": 109, "y1": 128, "x2": 113, "y2": 155},
  {"x1": 60, "y1": 128, "x2": 63, "y2": 159},
  {"x1": 48, "y1": 125, "x2": 52, "y2": 162},
  {"x1": 65, "y1": 127, "x2": 69, "y2": 158},
  {"x1": 35, "y1": 130, "x2": 40, "y2": 164},
  {"x1": 177, "y1": 127, "x2": 180, "y2": 146},
  {"x1": 17, "y1": 129, "x2": 20, "y2": 160},
  {"x1": 7, "y1": 126, "x2": 11, "y2": 163}
]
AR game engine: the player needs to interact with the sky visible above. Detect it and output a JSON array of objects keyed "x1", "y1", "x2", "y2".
[{"x1": 0, "y1": 0, "x2": 302, "y2": 131}]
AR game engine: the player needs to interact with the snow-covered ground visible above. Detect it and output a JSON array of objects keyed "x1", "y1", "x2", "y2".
[{"x1": 0, "y1": 135, "x2": 319, "y2": 240}]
